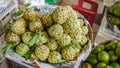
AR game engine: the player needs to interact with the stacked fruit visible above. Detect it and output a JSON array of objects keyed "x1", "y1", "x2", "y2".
[
  {"x1": 3, "y1": 6, "x2": 89, "y2": 64},
  {"x1": 82, "y1": 40, "x2": 120, "y2": 68},
  {"x1": 108, "y1": 1, "x2": 120, "y2": 29}
]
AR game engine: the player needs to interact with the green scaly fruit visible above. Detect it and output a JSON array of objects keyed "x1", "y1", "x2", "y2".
[
  {"x1": 62, "y1": 46, "x2": 76, "y2": 61},
  {"x1": 22, "y1": 31, "x2": 32, "y2": 45},
  {"x1": 63, "y1": 6, "x2": 78, "y2": 19},
  {"x1": 79, "y1": 35, "x2": 88, "y2": 46},
  {"x1": 48, "y1": 24, "x2": 63, "y2": 40},
  {"x1": 35, "y1": 45, "x2": 50, "y2": 61},
  {"x1": 63, "y1": 18, "x2": 81, "y2": 34},
  {"x1": 46, "y1": 38, "x2": 58, "y2": 51},
  {"x1": 5, "y1": 31, "x2": 20, "y2": 45},
  {"x1": 29, "y1": 19, "x2": 43, "y2": 32},
  {"x1": 52, "y1": 6, "x2": 68, "y2": 24},
  {"x1": 16, "y1": 43, "x2": 30, "y2": 56},
  {"x1": 35, "y1": 31, "x2": 48, "y2": 45},
  {"x1": 23, "y1": 8, "x2": 41, "y2": 21},
  {"x1": 48, "y1": 51, "x2": 62, "y2": 64},
  {"x1": 11, "y1": 18, "x2": 26, "y2": 35},
  {"x1": 81, "y1": 26, "x2": 88, "y2": 35},
  {"x1": 41, "y1": 12, "x2": 53, "y2": 27},
  {"x1": 30, "y1": 52, "x2": 39, "y2": 61},
  {"x1": 57, "y1": 34, "x2": 71, "y2": 47}
]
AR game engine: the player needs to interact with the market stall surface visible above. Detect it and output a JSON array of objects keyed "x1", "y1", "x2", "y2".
[{"x1": 0, "y1": 0, "x2": 104, "y2": 68}]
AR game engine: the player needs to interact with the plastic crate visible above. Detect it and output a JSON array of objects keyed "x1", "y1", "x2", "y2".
[{"x1": 72, "y1": 0, "x2": 98, "y2": 26}]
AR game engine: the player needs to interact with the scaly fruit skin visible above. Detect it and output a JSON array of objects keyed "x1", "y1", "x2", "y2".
[
  {"x1": 70, "y1": 32, "x2": 82, "y2": 43},
  {"x1": 22, "y1": 31, "x2": 32, "y2": 45},
  {"x1": 63, "y1": 18, "x2": 81, "y2": 34},
  {"x1": 79, "y1": 19, "x2": 84, "y2": 26},
  {"x1": 30, "y1": 53, "x2": 39, "y2": 61},
  {"x1": 48, "y1": 24, "x2": 63, "y2": 40},
  {"x1": 46, "y1": 38, "x2": 58, "y2": 51},
  {"x1": 81, "y1": 26, "x2": 88, "y2": 35},
  {"x1": 41, "y1": 12, "x2": 53, "y2": 27},
  {"x1": 52, "y1": 7, "x2": 68, "y2": 24},
  {"x1": 63, "y1": 6, "x2": 77, "y2": 19},
  {"x1": 5, "y1": 31, "x2": 20, "y2": 45},
  {"x1": 74, "y1": 47, "x2": 80, "y2": 57},
  {"x1": 52, "y1": 6, "x2": 78, "y2": 24},
  {"x1": 35, "y1": 32, "x2": 48, "y2": 45},
  {"x1": 23, "y1": 8, "x2": 41, "y2": 21},
  {"x1": 57, "y1": 34, "x2": 71, "y2": 47},
  {"x1": 62, "y1": 46, "x2": 76, "y2": 61},
  {"x1": 29, "y1": 19, "x2": 43, "y2": 32},
  {"x1": 35, "y1": 45, "x2": 50, "y2": 61},
  {"x1": 48, "y1": 51, "x2": 61, "y2": 64},
  {"x1": 16, "y1": 43, "x2": 30, "y2": 56},
  {"x1": 79, "y1": 35, "x2": 88, "y2": 46},
  {"x1": 11, "y1": 18, "x2": 26, "y2": 35}
]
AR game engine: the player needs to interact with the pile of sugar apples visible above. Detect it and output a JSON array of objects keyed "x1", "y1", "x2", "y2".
[{"x1": 4, "y1": 6, "x2": 89, "y2": 64}]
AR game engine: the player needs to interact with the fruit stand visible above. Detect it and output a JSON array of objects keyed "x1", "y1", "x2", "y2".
[{"x1": 1, "y1": 0, "x2": 120, "y2": 68}]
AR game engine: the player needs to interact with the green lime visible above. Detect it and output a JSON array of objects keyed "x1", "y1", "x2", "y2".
[
  {"x1": 98, "y1": 51, "x2": 109, "y2": 63},
  {"x1": 115, "y1": 48, "x2": 120, "y2": 57},
  {"x1": 82, "y1": 62, "x2": 92, "y2": 68},
  {"x1": 117, "y1": 42, "x2": 120, "y2": 48},
  {"x1": 114, "y1": 1, "x2": 120, "y2": 7},
  {"x1": 108, "y1": 50, "x2": 118, "y2": 62},
  {"x1": 88, "y1": 54, "x2": 98, "y2": 65},
  {"x1": 111, "y1": 39, "x2": 119, "y2": 44},
  {"x1": 96, "y1": 62, "x2": 106, "y2": 68},
  {"x1": 110, "y1": 62, "x2": 120, "y2": 68},
  {"x1": 108, "y1": 6, "x2": 114, "y2": 14},
  {"x1": 105, "y1": 42, "x2": 116, "y2": 51},
  {"x1": 114, "y1": 8, "x2": 120, "y2": 17},
  {"x1": 92, "y1": 45, "x2": 104, "y2": 54},
  {"x1": 104, "y1": 65, "x2": 113, "y2": 68},
  {"x1": 110, "y1": 16, "x2": 120, "y2": 25}
]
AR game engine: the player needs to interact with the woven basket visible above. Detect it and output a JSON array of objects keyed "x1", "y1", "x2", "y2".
[{"x1": 3, "y1": 5, "x2": 94, "y2": 68}]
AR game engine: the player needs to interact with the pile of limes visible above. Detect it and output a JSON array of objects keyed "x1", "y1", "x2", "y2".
[
  {"x1": 82, "y1": 40, "x2": 120, "y2": 68},
  {"x1": 109, "y1": 1, "x2": 120, "y2": 29}
]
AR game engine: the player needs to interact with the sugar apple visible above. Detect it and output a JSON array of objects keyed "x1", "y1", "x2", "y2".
[
  {"x1": 11, "y1": 18, "x2": 26, "y2": 35},
  {"x1": 30, "y1": 52, "x2": 39, "y2": 61},
  {"x1": 52, "y1": 6, "x2": 68, "y2": 24},
  {"x1": 41, "y1": 12, "x2": 53, "y2": 27},
  {"x1": 35, "y1": 45, "x2": 50, "y2": 61},
  {"x1": 70, "y1": 32, "x2": 82, "y2": 43},
  {"x1": 48, "y1": 51, "x2": 62, "y2": 64},
  {"x1": 79, "y1": 35, "x2": 88, "y2": 46},
  {"x1": 5, "y1": 31, "x2": 20, "y2": 45},
  {"x1": 63, "y1": 6, "x2": 77, "y2": 19},
  {"x1": 48, "y1": 24, "x2": 63, "y2": 40},
  {"x1": 46, "y1": 38, "x2": 58, "y2": 51},
  {"x1": 79, "y1": 19, "x2": 84, "y2": 26},
  {"x1": 63, "y1": 18, "x2": 81, "y2": 34},
  {"x1": 35, "y1": 31, "x2": 48, "y2": 45},
  {"x1": 22, "y1": 31, "x2": 32, "y2": 45},
  {"x1": 57, "y1": 34, "x2": 71, "y2": 47},
  {"x1": 81, "y1": 26, "x2": 88, "y2": 35},
  {"x1": 16, "y1": 43, "x2": 30, "y2": 56},
  {"x1": 29, "y1": 19, "x2": 43, "y2": 32},
  {"x1": 62, "y1": 46, "x2": 76, "y2": 61},
  {"x1": 23, "y1": 8, "x2": 41, "y2": 21}
]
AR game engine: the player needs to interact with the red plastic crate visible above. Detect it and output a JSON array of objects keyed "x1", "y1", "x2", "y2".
[{"x1": 72, "y1": 0, "x2": 98, "y2": 26}]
